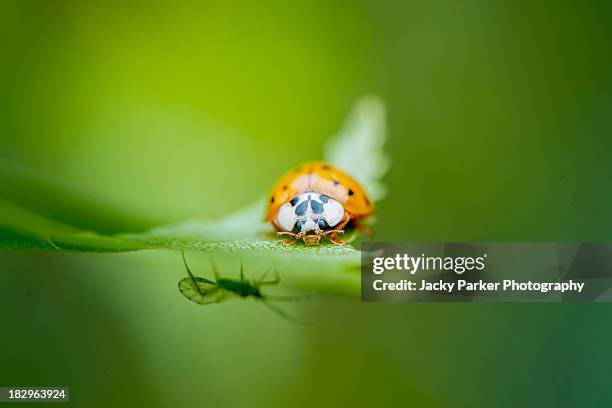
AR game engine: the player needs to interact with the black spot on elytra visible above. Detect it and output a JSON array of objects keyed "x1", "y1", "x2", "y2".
[
  {"x1": 317, "y1": 219, "x2": 328, "y2": 230},
  {"x1": 319, "y1": 194, "x2": 330, "y2": 203},
  {"x1": 295, "y1": 200, "x2": 308, "y2": 216},
  {"x1": 348, "y1": 189, "x2": 354, "y2": 196},
  {"x1": 270, "y1": 197, "x2": 275, "y2": 203},
  {"x1": 290, "y1": 196, "x2": 300, "y2": 206},
  {"x1": 310, "y1": 200, "x2": 324, "y2": 214},
  {"x1": 283, "y1": 185, "x2": 287, "y2": 190}
]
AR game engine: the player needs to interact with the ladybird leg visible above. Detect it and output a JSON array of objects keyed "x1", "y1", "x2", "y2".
[
  {"x1": 328, "y1": 213, "x2": 351, "y2": 246},
  {"x1": 355, "y1": 221, "x2": 375, "y2": 238},
  {"x1": 324, "y1": 229, "x2": 347, "y2": 245},
  {"x1": 332, "y1": 212, "x2": 351, "y2": 232},
  {"x1": 276, "y1": 231, "x2": 301, "y2": 245},
  {"x1": 329, "y1": 234, "x2": 347, "y2": 246},
  {"x1": 330, "y1": 237, "x2": 347, "y2": 246}
]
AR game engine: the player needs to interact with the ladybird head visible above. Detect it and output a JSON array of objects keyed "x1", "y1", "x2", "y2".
[{"x1": 276, "y1": 192, "x2": 345, "y2": 244}]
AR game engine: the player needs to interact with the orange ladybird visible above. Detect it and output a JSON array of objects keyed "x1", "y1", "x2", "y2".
[{"x1": 265, "y1": 161, "x2": 374, "y2": 245}]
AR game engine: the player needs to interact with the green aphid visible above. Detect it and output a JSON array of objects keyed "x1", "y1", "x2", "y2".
[{"x1": 178, "y1": 251, "x2": 307, "y2": 322}]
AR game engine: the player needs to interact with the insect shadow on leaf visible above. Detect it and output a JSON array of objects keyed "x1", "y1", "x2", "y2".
[{"x1": 178, "y1": 250, "x2": 311, "y2": 323}]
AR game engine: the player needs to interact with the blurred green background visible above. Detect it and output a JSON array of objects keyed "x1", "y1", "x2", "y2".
[{"x1": 1, "y1": 1, "x2": 612, "y2": 407}]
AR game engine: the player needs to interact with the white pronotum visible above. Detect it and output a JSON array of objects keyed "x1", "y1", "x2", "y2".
[{"x1": 276, "y1": 192, "x2": 344, "y2": 234}]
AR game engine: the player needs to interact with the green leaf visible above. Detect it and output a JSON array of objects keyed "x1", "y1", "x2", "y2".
[
  {"x1": 0, "y1": 197, "x2": 148, "y2": 252},
  {"x1": 325, "y1": 95, "x2": 389, "y2": 202}
]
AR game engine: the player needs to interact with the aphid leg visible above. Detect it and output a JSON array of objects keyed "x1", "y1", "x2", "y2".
[
  {"x1": 266, "y1": 293, "x2": 316, "y2": 302},
  {"x1": 240, "y1": 260, "x2": 245, "y2": 282},
  {"x1": 181, "y1": 250, "x2": 195, "y2": 278},
  {"x1": 257, "y1": 269, "x2": 268, "y2": 284},
  {"x1": 181, "y1": 250, "x2": 204, "y2": 296},
  {"x1": 209, "y1": 258, "x2": 220, "y2": 281},
  {"x1": 259, "y1": 269, "x2": 281, "y2": 286},
  {"x1": 262, "y1": 301, "x2": 305, "y2": 325}
]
